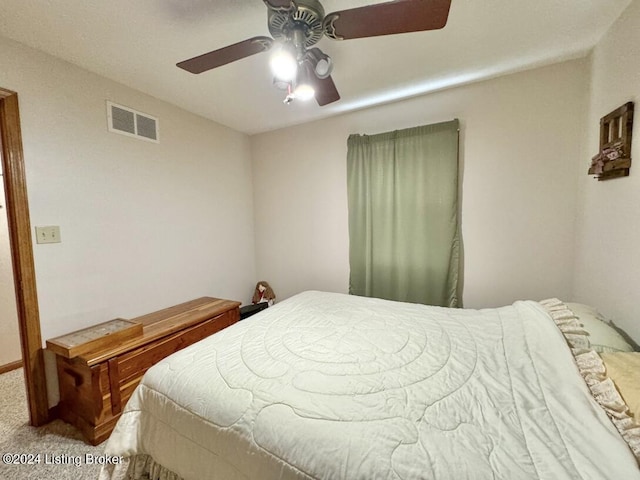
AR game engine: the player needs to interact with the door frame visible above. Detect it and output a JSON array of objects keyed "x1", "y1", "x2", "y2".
[{"x1": 0, "y1": 87, "x2": 49, "y2": 426}]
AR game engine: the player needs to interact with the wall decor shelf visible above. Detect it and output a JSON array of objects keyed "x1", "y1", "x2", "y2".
[{"x1": 589, "y1": 102, "x2": 634, "y2": 181}]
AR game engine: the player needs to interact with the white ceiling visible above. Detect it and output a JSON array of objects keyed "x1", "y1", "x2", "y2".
[{"x1": 0, "y1": 0, "x2": 631, "y2": 134}]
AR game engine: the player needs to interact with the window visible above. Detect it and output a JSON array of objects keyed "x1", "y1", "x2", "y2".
[{"x1": 346, "y1": 120, "x2": 461, "y2": 307}]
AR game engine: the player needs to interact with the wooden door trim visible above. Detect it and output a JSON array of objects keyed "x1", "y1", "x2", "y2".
[{"x1": 0, "y1": 87, "x2": 49, "y2": 426}]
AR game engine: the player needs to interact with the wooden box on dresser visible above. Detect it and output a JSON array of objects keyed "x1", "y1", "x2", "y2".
[{"x1": 52, "y1": 297, "x2": 240, "y2": 445}]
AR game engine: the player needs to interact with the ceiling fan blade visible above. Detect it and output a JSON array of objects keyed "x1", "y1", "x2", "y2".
[
  {"x1": 312, "y1": 74, "x2": 340, "y2": 107},
  {"x1": 177, "y1": 36, "x2": 273, "y2": 74},
  {"x1": 263, "y1": 0, "x2": 297, "y2": 12},
  {"x1": 323, "y1": 0, "x2": 452, "y2": 40}
]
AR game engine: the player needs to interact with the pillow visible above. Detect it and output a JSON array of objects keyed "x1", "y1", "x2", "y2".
[
  {"x1": 566, "y1": 302, "x2": 635, "y2": 353},
  {"x1": 601, "y1": 352, "x2": 640, "y2": 421}
]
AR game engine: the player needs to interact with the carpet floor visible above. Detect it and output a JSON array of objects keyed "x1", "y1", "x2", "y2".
[{"x1": 0, "y1": 368, "x2": 106, "y2": 480}]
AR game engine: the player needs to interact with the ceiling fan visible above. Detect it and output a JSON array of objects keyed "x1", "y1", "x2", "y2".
[{"x1": 176, "y1": 0, "x2": 452, "y2": 106}]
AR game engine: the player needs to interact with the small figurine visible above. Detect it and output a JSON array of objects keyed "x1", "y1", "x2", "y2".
[{"x1": 252, "y1": 281, "x2": 275, "y2": 307}]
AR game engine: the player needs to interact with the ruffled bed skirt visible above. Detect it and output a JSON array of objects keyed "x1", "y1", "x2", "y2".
[
  {"x1": 540, "y1": 298, "x2": 640, "y2": 465},
  {"x1": 99, "y1": 455, "x2": 184, "y2": 480}
]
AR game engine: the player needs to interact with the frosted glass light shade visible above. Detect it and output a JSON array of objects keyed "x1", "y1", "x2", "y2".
[
  {"x1": 270, "y1": 49, "x2": 297, "y2": 82},
  {"x1": 294, "y1": 83, "x2": 315, "y2": 101}
]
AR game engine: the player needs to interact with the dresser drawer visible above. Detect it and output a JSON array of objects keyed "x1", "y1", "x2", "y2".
[{"x1": 117, "y1": 309, "x2": 236, "y2": 385}]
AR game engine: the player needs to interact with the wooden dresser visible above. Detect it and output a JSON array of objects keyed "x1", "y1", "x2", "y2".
[{"x1": 49, "y1": 297, "x2": 240, "y2": 445}]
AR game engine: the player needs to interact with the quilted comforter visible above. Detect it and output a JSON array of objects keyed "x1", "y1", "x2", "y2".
[{"x1": 100, "y1": 291, "x2": 640, "y2": 480}]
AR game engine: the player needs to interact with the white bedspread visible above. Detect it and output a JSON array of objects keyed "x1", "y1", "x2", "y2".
[{"x1": 101, "y1": 291, "x2": 640, "y2": 479}]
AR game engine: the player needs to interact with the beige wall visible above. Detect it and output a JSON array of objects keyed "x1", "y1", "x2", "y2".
[
  {"x1": 573, "y1": 0, "x2": 640, "y2": 342},
  {"x1": 251, "y1": 59, "x2": 589, "y2": 309},
  {"x1": 0, "y1": 36, "x2": 257, "y2": 402}
]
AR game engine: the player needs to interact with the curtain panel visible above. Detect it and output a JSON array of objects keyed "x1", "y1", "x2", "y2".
[{"x1": 347, "y1": 119, "x2": 461, "y2": 307}]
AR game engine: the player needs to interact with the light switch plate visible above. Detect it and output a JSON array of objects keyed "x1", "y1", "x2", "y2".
[{"x1": 35, "y1": 226, "x2": 61, "y2": 244}]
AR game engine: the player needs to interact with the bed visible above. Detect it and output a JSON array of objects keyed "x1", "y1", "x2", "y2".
[{"x1": 100, "y1": 291, "x2": 640, "y2": 480}]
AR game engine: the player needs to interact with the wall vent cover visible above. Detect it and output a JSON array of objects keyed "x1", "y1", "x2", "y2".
[{"x1": 107, "y1": 101, "x2": 159, "y2": 143}]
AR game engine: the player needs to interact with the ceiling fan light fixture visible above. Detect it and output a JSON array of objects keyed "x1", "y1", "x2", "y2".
[
  {"x1": 293, "y1": 62, "x2": 316, "y2": 101},
  {"x1": 294, "y1": 83, "x2": 315, "y2": 101},
  {"x1": 314, "y1": 56, "x2": 332, "y2": 79},
  {"x1": 272, "y1": 77, "x2": 291, "y2": 91},
  {"x1": 270, "y1": 46, "x2": 297, "y2": 82}
]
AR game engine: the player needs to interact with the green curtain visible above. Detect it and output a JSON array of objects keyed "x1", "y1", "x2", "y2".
[{"x1": 347, "y1": 119, "x2": 461, "y2": 307}]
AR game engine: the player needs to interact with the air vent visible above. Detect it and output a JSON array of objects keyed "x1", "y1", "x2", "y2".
[{"x1": 107, "y1": 101, "x2": 159, "y2": 143}]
